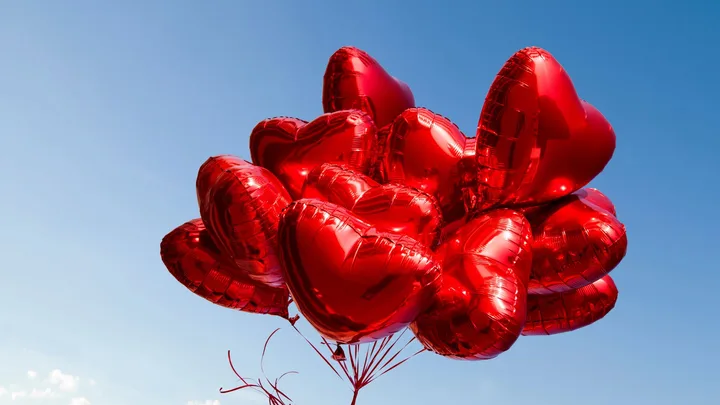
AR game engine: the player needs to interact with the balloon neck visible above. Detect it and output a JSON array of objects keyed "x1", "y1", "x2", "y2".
[
  {"x1": 287, "y1": 314, "x2": 300, "y2": 326},
  {"x1": 332, "y1": 344, "x2": 347, "y2": 361}
]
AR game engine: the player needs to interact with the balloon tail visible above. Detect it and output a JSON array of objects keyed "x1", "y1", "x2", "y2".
[
  {"x1": 291, "y1": 324, "x2": 424, "y2": 404},
  {"x1": 220, "y1": 328, "x2": 297, "y2": 405}
]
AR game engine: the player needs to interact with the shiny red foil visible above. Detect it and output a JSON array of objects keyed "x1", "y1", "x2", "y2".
[
  {"x1": 474, "y1": 47, "x2": 616, "y2": 209},
  {"x1": 301, "y1": 163, "x2": 443, "y2": 248},
  {"x1": 278, "y1": 199, "x2": 442, "y2": 344},
  {"x1": 377, "y1": 108, "x2": 475, "y2": 222},
  {"x1": 249, "y1": 110, "x2": 378, "y2": 198},
  {"x1": 523, "y1": 188, "x2": 627, "y2": 294},
  {"x1": 160, "y1": 219, "x2": 290, "y2": 317},
  {"x1": 323, "y1": 46, "x2": 415, "y2": 129},
  {"x1": 523, "y1": 275, "x2": 618, "y2": 336},
  {"x1": 411, "y1": 210, "x2": 533, "y2": 360},
  {"x1": 197, "y1": 156, "x2": 291, "y2": 288},
  {"x1": 160, "y1": 45, "x2": 628, "y2": 370}
]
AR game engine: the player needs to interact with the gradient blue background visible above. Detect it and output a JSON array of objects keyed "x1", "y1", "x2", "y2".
[{"x1": 1, "y1": 1, "x2": 718, "y2": 404}]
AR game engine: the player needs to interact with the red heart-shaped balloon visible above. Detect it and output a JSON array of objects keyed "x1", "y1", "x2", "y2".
[
  {"x1": 523, "y1": 188, "x2": 627, "y2": 295},
  {"x1": 160, "y1": 219, "x2": 290, "y2": 317},
  {"x1": 523, "y1": 275, "x2": 618, "y2": 336},
  {"x1": 301, "y1": 163, "x2": 443, "y2": 248},
  {"x1": 197, "y1": 156, "x2": 291, "y2": 288},
  {"x1": 323, "y1": 46, "x2": 415, "y2": 129},
  {"x1": 410, "y1": 210, "x2": 533, "y2": 360},
  {"x1": 377, "y1": 108, "x2": 475, "y2": 222},
  {"x1": 475, "y1": 47, "x2": 616, "y2": 208},
  {"x1": 249, "y1": 110, "x2": 378, "y2": 198},
  {"x1": 278, "y1": 199, "x2": 442, "y2": 344}
]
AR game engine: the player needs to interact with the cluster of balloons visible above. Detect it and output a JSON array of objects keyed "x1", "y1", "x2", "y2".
[{"x1": 161, "y1": 46, "x2": 628, "y2": 362}]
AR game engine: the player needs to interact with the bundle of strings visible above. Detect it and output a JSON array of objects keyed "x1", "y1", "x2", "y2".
[
  {"x1": 291, "y1": 324, "x2": 425, "y2": 405},
  {"x1": 221, "y1": 323, "x2": 424, "y2": 405}
]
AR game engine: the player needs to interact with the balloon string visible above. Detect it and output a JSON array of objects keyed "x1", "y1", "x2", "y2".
[
  {"x1": 290, "y1": 320, "x2": 425, "y2": 404},
  {"x1": 220, "y1": 328, "x2": 297, "y2": 405}
]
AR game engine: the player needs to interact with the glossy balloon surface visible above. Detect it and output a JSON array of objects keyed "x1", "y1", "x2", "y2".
[
  {"x1": 278, "y1": 199, "x2": 441, "y2": 344},
  {"x1": 302, "y1": 163, "x2": 442, "y2": 248},
  {"x1": 523, "y1": 275, "x2": 618, "y2": 335},
  {"x1": 160, "y1": 44, "x2": 629, "y2": 368},
  {"x1": 249, "y1": 110, "x2": 378, "y2": 198},
  {"x1": 323, "y1": 46, "x2": 415, "y2": 128},
  {"x1": 411, "y1": 210, "x2": 533, "y2": 360},
  {"x1": 378, "y1": 108, "x2": 474, "y2": 222},
  {"x1": 160, "y1": 219, "x2": 290, "y2": 317},
  {"x1": 524, "y1": 188, "x2": 627, "y2": 294},
  {"x1": 197, "y1": 156, "x2": 291, "y2": 288},
  {"x1": 475, "y1": 47, "x2": 615, "y2": 209},
  {"x1": 578, "y1": 187, "x2": 618, "y2": 216}
]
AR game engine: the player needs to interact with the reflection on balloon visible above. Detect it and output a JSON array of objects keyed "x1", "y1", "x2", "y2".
[
  {"x1": 278, "y1": 199, "x2": 441, "y2": 344},
  {"x1": 323, "y1": 46, "x2": 415, "y2": 128},
  {"x1": 160, "y1": 219, "x2": 290, "y2": 317},
  {"x1": 523, "y1": 275, "x2": 618, "y2": 336},
  {"x1": 411, "y1": 210, "x2": 533, "y2": 360},
  {"x1": 302, "y1": 163, "x2": 443, "y2": 248},
  {"x1": 523, "y1": 188, "x2": 627, "y2": 294},
  {"x1": 377, "y1": 108, "x2": 474, "y2": 222},
  {"x1": 474, "y1": 47, "x2": 615, "y2": 209},
  {"x1": 250, "y1": 110, "x2": 378, "y2": 198},
  {"x1": 197, "y1": 156, "x2": 291, "y2": 288}
]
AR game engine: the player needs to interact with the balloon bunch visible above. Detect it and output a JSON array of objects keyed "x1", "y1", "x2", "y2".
[{"x1": 160, "y1": 46, "x2": 628, "y2": 404}]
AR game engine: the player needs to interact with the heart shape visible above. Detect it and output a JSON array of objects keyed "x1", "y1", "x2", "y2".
[
  {"x1": 323, "y1": 46, "x2": 415, "y2": 128},
  {"x1": 301, "y1": 163, "x2": 443, "y2": 248},
  {"x1": 522, "y1": 188, "x2": 627, "y2": 295},
  {"x1": 249, "y1": 110, "x2": 378, "y2": 198},
  {"x1": 523, "y1": 275, "x2": 618, "y2": 336},
  {"x1": 377, "y1": 107, "x2": 475, "y2": 223},
  {"x1": 278, "y1": 199, "x2": 442, "y2": 344},
  {"x1": 160, "y1": 219, "x2": 290, "y2": 317},
  {"x1": 197, "y1": 156, "x2": 291, "y2": 288},
  {"x1": 474, "y1": 47, "x2": 616, "y2": 208},
  {"x1": 410, "y1": 210, "x2": 533, "y2": 360}
]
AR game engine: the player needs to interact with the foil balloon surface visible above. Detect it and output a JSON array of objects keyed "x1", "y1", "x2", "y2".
[
  {"x1": 301, "y1": 163, "x2": 443, "y2": 248},
  {"x1": 160, "y1": 45, "x2": 629, "y2": 381},
  {"x1": 578, "y1": 187, "x2": 618, "y2": 216},
  {"x1": 523, "y1": 188, "x2": 627, "y2": 294},
  {"x1": 523, "y1": 275, "x2": 618, "y2": 335},
  {"x1": 323, "y1": 46, "x2": 415, "y2": 129},
  {"x1": 249, "y1": 110, "x2": 378, "y2": 198},
  {"x1": 278, "y1": 199, "x2": 442, "y2": 344},
  {"x1": 474, "y1": 47, "x2": 616, "y2": 209},
  {"x1": 160, "y1": 219, "x2": 290, "y2": 317},
  {"x1": 377, "y1": 108, "x2": 475, "y2": 222},
  {"x1": 411, "y1": 210, "x2": 533, "y2": 360},
  {"x1": 197, "y1": 156, "x2": 291, "y2": 288}
]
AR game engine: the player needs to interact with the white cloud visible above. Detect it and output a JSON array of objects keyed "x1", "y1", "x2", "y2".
[
  {"x1": 69, "y1": 398, "x2": 91, "y2": 405},
  {"x1": 187, "y1": 401, "x2": 221, "y2": 405},
  {"x1": 12, "y1": 390, "x2": 27, "y2": 400},
  {"x1": 29, "y1": 387, "x2": 57, "y2": 398},
  {"x1": 0, "y1": 386, "x2": 6, "y2": 397},
  {"x1": 48, "y1": 369, "x2": 79, "y2": 392},
  {"x1": 88, "y1": 379, "x2": 96, "y2": 386},
  {"x1": 27, "y1": 370, "x2": 38, "y2": 379}
]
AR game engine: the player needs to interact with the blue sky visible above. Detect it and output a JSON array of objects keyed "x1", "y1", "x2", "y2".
[{"x1": 1, "y1": 1, "x2": 718, "y2": 404}]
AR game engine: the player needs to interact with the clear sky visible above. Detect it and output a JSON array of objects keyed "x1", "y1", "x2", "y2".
[{"x1": 1, "y1": 1, "x2": 718, "y2": 405}]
